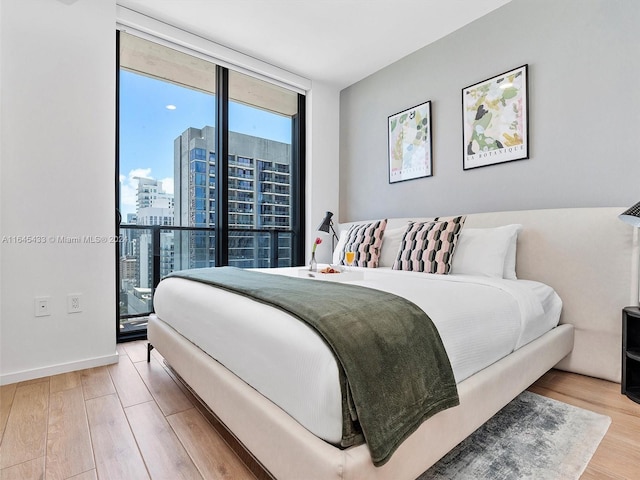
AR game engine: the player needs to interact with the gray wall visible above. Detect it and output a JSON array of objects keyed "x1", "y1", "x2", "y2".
[{"x1": 339, "y1": 0, "x2": 640, "y2": 222}]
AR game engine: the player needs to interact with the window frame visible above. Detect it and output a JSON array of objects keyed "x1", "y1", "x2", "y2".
[{"x1": 115, "y1": 30, "x2": 306, "y2": 343}]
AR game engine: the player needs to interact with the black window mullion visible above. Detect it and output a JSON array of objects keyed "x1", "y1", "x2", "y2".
[
  {"x1": 215, "y1": 66, "x2": 229, "y2": 266},
  {"x1": 291, "y1": 93, "x2": 306, "y2": 266},
  {"x1": 115, "y1": 30, "x2": 124, "y2": 341}
]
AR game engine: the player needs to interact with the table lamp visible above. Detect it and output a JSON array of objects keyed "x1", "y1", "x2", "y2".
[
  {"x1": 317, "y1": 211, "x2": 339, "y2": 252},
  {"x1": 619, "y1": 201, "x2": 640, "y2": 227}
]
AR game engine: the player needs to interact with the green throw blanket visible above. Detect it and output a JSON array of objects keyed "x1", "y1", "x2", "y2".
[{"x1": 166, "y1": 267, "x2": 459, "y2": 466}]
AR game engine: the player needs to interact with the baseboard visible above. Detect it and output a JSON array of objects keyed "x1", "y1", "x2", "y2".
[{"x1": 0, "y1": 352, "x2": 119, "y2": 385}]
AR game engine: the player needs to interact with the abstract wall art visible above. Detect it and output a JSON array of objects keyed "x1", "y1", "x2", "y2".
[
  {"x1": 462, "y1": 65, "x2": 528, "y2": 170},
  {"x1": 388, "y1": 100, "x2": 432, "y2": 183}
]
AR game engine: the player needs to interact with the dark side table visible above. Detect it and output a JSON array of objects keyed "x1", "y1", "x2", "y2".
[{"x1": 622, "y1": 306, "x2": 640, "y2": 404}]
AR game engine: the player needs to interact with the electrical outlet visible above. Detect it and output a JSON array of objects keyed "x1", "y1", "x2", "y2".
[
  {"x1": 67, "y1": 294, "x2": 82, "y2": 314},
  {"x1": 35, "y1": 297, "x2": 51, "y2": 317}
]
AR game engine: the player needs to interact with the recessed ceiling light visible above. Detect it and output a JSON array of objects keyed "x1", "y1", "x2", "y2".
[{"x1": 166, "y1": 104, "x2": 177, "y2": 110}]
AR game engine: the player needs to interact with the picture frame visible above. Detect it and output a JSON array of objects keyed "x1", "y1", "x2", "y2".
[
  {"x1": 462, "y1": 64, "x2": 529, "y2": 170},
  {"x1": 388, "y1": 100, "x2": 432, "y2": 183}
]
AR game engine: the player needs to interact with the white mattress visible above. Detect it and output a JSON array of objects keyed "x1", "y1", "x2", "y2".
[{"x1": 152, "y1": 267, "x2": 562, "y2": 445}]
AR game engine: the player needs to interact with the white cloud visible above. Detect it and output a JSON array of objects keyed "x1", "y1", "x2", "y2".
[
  {"x1": 129, "y1": 168, "x2": 153, "y2": 180},
  {"x1": 159, "y1": 177, "x2": 174, "y2": 195}
]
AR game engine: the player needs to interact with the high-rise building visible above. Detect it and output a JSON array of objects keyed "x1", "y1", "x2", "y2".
[
  {"x1": 136, "y1": 189, "x2": 175, "y2": 287},
  {"x1": 135, "y1": 177, "x2": 174, "y2": 210},
  {"x1": 174, "y1": 126, "x2": 292, "y2": 268},
  {"x1": 120, "y1": 179, "x2": 176, "y2": 299},
  {"x1": 136, "y1": 198, "x2": 174, "y2": 227}
]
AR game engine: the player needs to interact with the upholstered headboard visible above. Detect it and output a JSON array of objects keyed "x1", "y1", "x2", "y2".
[{"x1": 337, "y1": 207, "x2": 640, "y2": 383}]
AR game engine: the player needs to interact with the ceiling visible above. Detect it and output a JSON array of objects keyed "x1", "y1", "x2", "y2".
[{"x1": 117, "y1": 0, "x2": 512, "y2": 89}]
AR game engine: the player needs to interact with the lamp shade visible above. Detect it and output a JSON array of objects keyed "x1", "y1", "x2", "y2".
[
  {"x1": 619, "y1": 201, "x2": 640, "y2": 227},
  {"x1": 317, "y1": 211, "x2": 334, "y2": 233}
]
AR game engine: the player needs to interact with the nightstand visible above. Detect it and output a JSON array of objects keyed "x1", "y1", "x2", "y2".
[{"x1": 622, "y1": 306, "x2": 640, "y2": 404}]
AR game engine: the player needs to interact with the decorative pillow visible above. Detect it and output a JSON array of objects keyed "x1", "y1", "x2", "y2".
[
  {"x1": 335, "y1": 219, "x2": 387, "y2": 268},
  {"x1": 450, "y1": 225, "x2": 522, "y2": 278},
  {"x1": 392, "y1": 216, "x2": 466, "y2": 274}
]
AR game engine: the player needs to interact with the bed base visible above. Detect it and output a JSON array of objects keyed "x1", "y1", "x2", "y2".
[
  {"x1": 157, "y1": 356, "x2": 276, "y2": 480},
  {"x1": 147, "y1": 340, "x2": 274, "y2": 479},
  {"x1": 148, "y1": 314, "x2": 574, "y2": 480},
  {"x1": 147, "y1": 206, "x2": 638, "y2": 479}
]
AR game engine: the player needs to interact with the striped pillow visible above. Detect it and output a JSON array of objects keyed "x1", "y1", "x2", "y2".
[
  {"x1": 337, "y1": 219, "x2": 388, "y2": 268},
  {"x1": 392, "y1": 216, "x2": 466, "y2": 274}
]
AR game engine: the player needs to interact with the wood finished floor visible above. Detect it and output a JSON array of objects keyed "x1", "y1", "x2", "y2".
[
  {"x1": 1, "y1": 340, "x2": 639, "y2": 479},
  {"x1": 0, "y1": 341, "x2": 255, "y2": 480}
]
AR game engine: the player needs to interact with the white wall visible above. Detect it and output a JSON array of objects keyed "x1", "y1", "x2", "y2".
[
  {"x1": 0, "y1": 0, "x2": 118, "y2": 384},
  {"x1": 306, "y1": 82, "x2": 341, "y2": 264},
  {"x1": 339, "y1": 0, "x2": 640, "y2": 222},
  {"x1": 0, "y1": 0, "x2": 341, "y2": 383}
]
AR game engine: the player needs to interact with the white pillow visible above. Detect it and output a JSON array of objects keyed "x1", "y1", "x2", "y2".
[
  {"x1": 450, "y1": 225, "x2": 522, "y2": 278},
  {"x1": 378, "y1": 226, "x2": 409, "y2": 268},
  {"x1": 332, "y1": 230, "x2": 348, "y2": 265},
  {"x1": 502, "y1": 224, "x2": 523, "y2": 279}
]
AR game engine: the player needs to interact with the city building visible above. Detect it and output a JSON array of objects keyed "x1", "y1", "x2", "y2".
[
  {"x1": 134, "y1": 186, "x2": 175, "y2": 290},
  {"x1": 120, "y1": 182, "x2": 175, "y2": 312},
  {"x1": 135, "y1": 177, "x2": 174, "y2": 210},
  {"x1": 174, "y1": 126, "x2": 292, "y2": 269}
]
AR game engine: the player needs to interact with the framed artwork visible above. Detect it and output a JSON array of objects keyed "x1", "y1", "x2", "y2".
[
  {"x1": 462, "y1": 64, "x2": 528, "y2": 170},
  {"x1": 388, "y1": 100, "x2": 432, "y2": 183}
]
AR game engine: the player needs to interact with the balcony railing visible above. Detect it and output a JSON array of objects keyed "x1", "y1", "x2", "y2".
[{"x1": 118, "y1": 225, "x2": 295, "y2": 336}]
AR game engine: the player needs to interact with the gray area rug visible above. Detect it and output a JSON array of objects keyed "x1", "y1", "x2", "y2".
[{"x1": 419, "y1": 391, "x2": 610, "y2": 480}]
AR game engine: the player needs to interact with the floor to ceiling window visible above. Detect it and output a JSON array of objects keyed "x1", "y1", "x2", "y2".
[
  {"x1": 227, "y1": 70, "x2": 301, "y2": 268},
  {"x1": 116, "y1": 31, "x2": 305, "y2": 341}
]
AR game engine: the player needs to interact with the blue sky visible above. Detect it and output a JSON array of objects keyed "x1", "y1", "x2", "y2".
[{"x1": 119, "y1": 70, "x2": 292, "y2": 216}]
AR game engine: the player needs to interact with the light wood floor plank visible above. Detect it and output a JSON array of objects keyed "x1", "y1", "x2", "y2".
[
  {"x1": 533, "y1": 371, "x2": 637, "y2": 416},
  {"x1": 67, "y1": 469, "x2": 98, "y2": 480},
  {"x1": 16, "y1": 378, "x2": 49, "y2": 388},
  {"x1": 167, "y1": 407, "x2": 256, "y2": 480},
  {"x1": 588, "y1": 433, "x2": 640, "y2": 479},
  {"x1": 134, "y1": 356, "x2": 193, "y2": 416},
  {"x1": 1, "y1": 342, "x2": 637, "y2": 480},
  {"x1": 46, "y1": 386, "x2": 95, "y2": 480},
  {"x1": 81, "y1": 367, "x2": 116, "y2": 400},
  {"x1": 126, "y1": 400, "x2": 202, "y2": 480},
  {"x1": 122, "y1": 341, "x2": 149, "y2": 363},
  {"x1": 0, "y1": 382, "x2": 49, "y2": 469},
  {"x1": 581, "y1": 464, "x2": 627, "y2": 479},
  {"x1": 50, "y1": 371, "x2": 82, "y2": 394},
  {"x1": 0, "y1": 384, "x2": 17, "y2": 441},
  {"x1": 108, "y1": 351, "x2": 153, "y2": 408},
  {"x1": 85, "y1": 393, "x2": 149, "y2": 480},
  {"x1": 0, "y1": 456, "x2": 45, "y2": 480}
]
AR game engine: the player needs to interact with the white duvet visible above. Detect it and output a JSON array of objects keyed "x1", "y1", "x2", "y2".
[{"x1": 152, "y1": 267, "x2": 562, "y2": 444}]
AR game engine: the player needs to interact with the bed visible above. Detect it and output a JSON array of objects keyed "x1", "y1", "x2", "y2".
[{"x1": 148, "y1": 207, "x2": 639, "y2": 480}]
